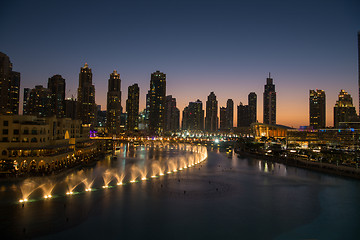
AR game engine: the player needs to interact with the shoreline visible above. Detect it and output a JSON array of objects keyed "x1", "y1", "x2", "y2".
[{"x1": 236, "y1": 150, "x2": 360, "y2": 180}]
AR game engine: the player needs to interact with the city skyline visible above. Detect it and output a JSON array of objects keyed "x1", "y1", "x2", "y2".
[{"x1": 1, "y1": 0, "x2": 359, "y2": 128}]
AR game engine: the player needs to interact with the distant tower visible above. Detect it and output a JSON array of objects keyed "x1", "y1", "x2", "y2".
[
  {"x1": 148, "y1": 71, "x2": 166, "y2": 134},
  {"x1": 226, "y1": 99, "x2": 234, "y2": 130},
  {"x1": 48, "y1": 74, "x2": 66, "y2": 118},
  {"x1": 263, "y1": 73, "x2": 276, "y2": 125},
  {"x1": 126, "y1": 83, "x2": 140, "y2": 131},
  {"x1": 0, "y1": 52, "x2": 20, "y2": 115},
  {"x1": 106, "y1": 70, "x2": 122, "y2": 135},
  {"x1": 237, "y1": 102, "x2": 250, "y2": 127},
  {"x1": 248, "y1": 92, "x2": 257, "y2": 124},
  {"x1": 205, "y1": 92, "x2": 218, "y2": 132},
  {"x1": 164, "y1": 95, "x2": 180, "y2": 132},
  {"x1": 182, "y1": 100, "x2": 204, "y2": 130},
  {"x1": 309, "y1": 89, "x2": 326, "y2": 129},
  {"x1": 25, "y1": 85, "x2": 52, "y2": 117},
  {"x1": 334, "y1": 90, "x2": 358, "y2": 127},
  {"x1": 77, "y1": 63, "x2": 96, "y2": 125},
  {"x1": 23, "y1": 88, "x2": 30, "y2": 115},
  {"x1": 219, "y1": 107, "x2": 227, "y2": 130}
]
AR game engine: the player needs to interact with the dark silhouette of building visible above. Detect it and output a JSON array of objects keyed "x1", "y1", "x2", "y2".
[
  {"x1": 237, "y1": 102, "x2": 250, "y2": 127},
  {"x1": 219, "y1": 107, "x2": 227, "y2": 130},
  {"x1": 248, "y1": 92, "x2": 257, "y2": 124},
  {"x1": 263, "y1": 73, "x2": 276, "y2": 125},
  {"x1": 77, "y1": 63, "x2": 96, "y2": 126},
  {"x1": 334, "y1": 90, "x2": 358, "y2": 127},
  {"x1": 182, "y1": 100, "x2": 204, "y2": 131},
  {"x1": 106, "y1": 70, "x2": 121, "y2": 135},
  {"x1": 64, "y1": 98, "x2": 77, "y2": 119},
  {"x1": 23, "y1": 88, "x2": 30, "y2": 115},
  {"x1": 0, "y1": 52, "x2": 20, "y2": 115},
  {"x1": 309, "y1": 89, "x2": 326, "y2": 129},
  {"x1": 358, "y1": 31, "x2": 360, "y2": 115},
  {"x1": 25, "y1": 85, "x2": 52, "y2": 117},
  {"x1": 226, "y1": 99, "x2": 234, "y2": 130},
  {"x1": 148, "y1": 71, "x2": 166, "y2": 134},
  {"x1": 48, "y1": 74, "x2": 66, "y2": 118},
  {"x1": 205, "y1": 92, "x2": 218, "y2": 132},
  {"x1": 126, "y1": 83, "x2": 140, "y2": 131},
  {"x1": 164, "y1": 95, "x2": 180, "y2": 132}
]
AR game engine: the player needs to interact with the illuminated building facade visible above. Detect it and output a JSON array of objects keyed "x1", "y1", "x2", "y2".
[
  {"x1": 126, "y1": 83, "x2": 139, "y2": 131},
  {"x1": 48, "y1": 74, "x2": 66, "y2": 118},
  {"x1": 25, "y1": 85, "x2": 52, "y2": 118},
  {"x1": 205, "y1": 92, "x2": 218, "y2": 132},
  {"x1": 148, "y1": 71, "x2": 166, "y2": 134},
  {"x1": 263, "y1": 73, "x2": 276, "y2": 125},
  {"x1": 309, "y1": 89, "x2": 326, "y2": 129},
  {"x1": 106, "y1": 70, "x2": 122, "y2": 135},
  {"x1": 0, "y1": 52, "x2": 20, "y2": 115},
  {"x1": 164, "y1": 95, "x2": 180, "y2": 132},
  {"x1": 77, "y1": 63, "x2": 96, "y2": 126},
  {"x1": 334, "y1": 90, "x2": 358, "y2": 127}
]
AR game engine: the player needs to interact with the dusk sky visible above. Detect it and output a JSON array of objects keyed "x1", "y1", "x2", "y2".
[{"x1": 1, "y1": 0, "x2": 359, "y2": 128}]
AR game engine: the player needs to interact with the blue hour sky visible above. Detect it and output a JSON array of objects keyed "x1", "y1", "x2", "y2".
[{"x1": 1, "y1": 0, "x2": 359, "y2": 127}]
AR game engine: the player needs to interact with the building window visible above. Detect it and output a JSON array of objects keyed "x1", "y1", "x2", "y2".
[
  {"x1": 13, "y1": 129, "x2": 19, "y2": 135},
  {"x1": 3, "y1": 129, "x2": 8, "y2": 135},
  {"x1": 3, "y1": 121, "x2": 8, "y2": 126},
  {"x1": 2, "y1": 137, "x2": 8, "y2": 142}
]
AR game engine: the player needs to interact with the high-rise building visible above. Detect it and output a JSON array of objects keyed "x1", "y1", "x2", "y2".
[
  {"x1": 226, "y1": 99, "x2": 234, "y2": 130},
  {"x1": 164, "y1": 95, "x2": 180, "y2": 132},
  {"x1": 309, "y1": 89, "x2": 326, "y2": 129},
  {"x1": 248, "y1": 92, "x2": 257, "y2": 124},
  {"x1": 48, "y1": 74, "x2": 66, "y2": 118},
  {"x1": 64, "y1": 98, "x2": 77, "y2": 119},
  {"x1": 25, "y1": 85, "x2": 52, "y2": 118},
  {"x1": 77, "y1": 63, "x2": 96, "y2": 126},
  {"x1": 237, "y1": 102, "x2": 250, "y2": 127},
  {"x1": 23, "y1": 88, "x2": 30, "y2": 115},
  {"x1": 263, "y1": 73, "x2": 276, "y2": 125},
  {"x1": 334, "y1": 89, "x2": 358, "y2": 127},
  {"x1": 126, "y1": 83, "x2": 140, "y2": 131},
  {"x1": 0, "y1": 52, "x2": 20, "y2": 115},
  {"x1": 148, "y1": 71, "x2": 166, "y2": 134},
  {"x1": 205, "y1": 92, "x2": 218, "y2": 132},
  {"x1": 106, "y1": 70, "x2": 121, "y2": 135},
  {"x1": 182, "y1": 100, "x2": 204, "y2": 130},
  {"x1": 219, "y1": 107, "x2": 227, "y2": 130}
]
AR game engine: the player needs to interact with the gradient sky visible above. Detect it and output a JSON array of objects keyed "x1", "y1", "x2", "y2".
[{"x1": 1, "y1": 0, "x2": 360, "y2": 128}]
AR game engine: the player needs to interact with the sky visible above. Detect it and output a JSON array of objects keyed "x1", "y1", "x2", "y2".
[{"x1": 1, "y1": 0, "x2": 360, "y2": 128}]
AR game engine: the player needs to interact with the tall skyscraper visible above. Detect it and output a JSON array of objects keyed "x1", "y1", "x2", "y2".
[
  {"x1": 219, "y1": 107, "x2": 227, "y2": 130},
  {"x1": 48, "y1": 74, "x2": 66, "y2": 118},
  {"x1": 106, "y1": 70, "x2": 122, "y2": 135},
  {"x1": 77, "y1": 63, "x2": 96, "y2": 125},
  {"x1": 126, "y1": 83, "x2": 140, "y2": 131},
  {"x1": 0, "y1": 52, "x2": 20, "y2": 115},
  {"x1": 182, "y1": 100, "x2": 204, "y2": 130},
  {"x1": 309, "y1": 89, "x2": 326, "y2": 129},
  {"x1": 164, "y1": 95, "x2": 180, "y2": 132},
  {"x1": 334, "y1": 89, "x2": 358, "y2": 127},
  {"x1": 23, "y1": 88, "x2": 30, "y2": 115},
  {"x1": 205, "y1": 92, "x2": 218, "y2": 132},
  {"x1": 226, "y1": 99, "x2": 234, "y2": 130},
  {"x1": 148, "y1": 71, "x2": 166, "y2": 134},
  {"x1": 237, "y1": 102, "x2": 250, "y2": 127},
  {"x1": 64, "y1": 97, "x2": 77, "y2": 119},
  {"x1": 248, "y1": 92, "x2": 257, "y2": 124},
  {"x1": 263, "y1": 73, "x2": 276, "y2": 125},
  {"x1": 25, "y1": 85, "x2": 52, "y2": 118}
]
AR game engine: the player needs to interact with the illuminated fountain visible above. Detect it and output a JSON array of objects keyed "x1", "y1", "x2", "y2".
[
  {"x1": 19, "y1": 179, "x2": 42, "y2": 203},
  {"x1": 40, "y1": 180, "x2": 55, "y2": 199},
  {"x1": 102, "y1": 169, "x2": 114, "y2": 188}
]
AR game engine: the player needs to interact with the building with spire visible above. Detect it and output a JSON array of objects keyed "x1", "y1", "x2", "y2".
[
  {"x1": 148, "y1": 71, "x2": 166, "y2": 134},
  {"x1": 334, "y1": 89, "x2": 358, "y2": 127},
  {"x1": 126, "y1": 83, "x2": 139, "y2": 131},
  {"x1": 263, "y1": 73, "x2": 276, "y2": 125},
  {"x1": 205, "y1": 92, "x2": 218, "y2": 132},
  {"x1": 77, "y1": 63, "x2": 96, "y2": 126},
  {"x1": 106, "y1": 70, "x2": 121, "y2": 135},
  {"x1": 0, "y1": 52, "x2": 20, "y2": 115}
]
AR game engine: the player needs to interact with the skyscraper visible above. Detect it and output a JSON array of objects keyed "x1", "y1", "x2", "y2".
[
  {"x1": 309, "y1": 89, "x2": 326, "y2": 129},
  {"x1": 226, "y1": 99, "x2": 234, "y2": 130},
  {"x1": 219, "y1": 107, "x2": 227, "y2": 130},
  {"x1": 148, "y1": 71, "x2": 166, "y2": 134},
  {"x1": 182, "y1": 100, "x2": 204, "y2": 130},
  {"x1": 23, "y1": 88, "x2": 30, "y2": 115},
  {"x1": 263, "y1": 73, "x2": 276, "y2": 125},
  {"x1": 0, "y1": 52, "x2": 20, "y2": 115},
  {"x1": 64, "y1": 97, "x2": 77, "y2": 119},
  {"x1": 164, "y1": 95, "x2": 180, "y2": 132},
  {"x1": 25, "y1": 85, "x2": 52, "y2": 118},
  {"x1": 237, "y1": 102, "x2": 250, "y2": 127},
  {"x1": 205, "y1": 92, "x2": 218, "y2": 132},
  {"x1": 126, "y1": 83, "x2": 140, "y2": 131},
  {"x1": 334, "y1": 89, "x2": 358, "y2": 127},
  {"x1": 248, "y1": 92, "x2": 257, "y2": 124},
  {"x1": 77, "y1": 63, "x2": 96, "y2": 126},
  {"x1": 106, "y1": 70, "x2": 122, "y2": 135},
  {"x1": 48, "y1": 74, "x2": 66, "y2": 118}
]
